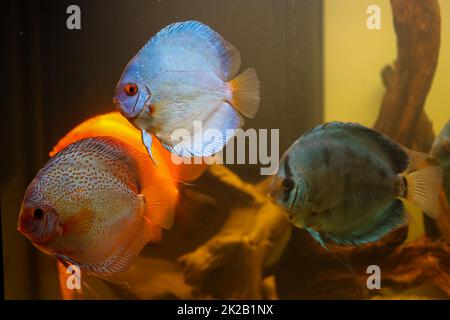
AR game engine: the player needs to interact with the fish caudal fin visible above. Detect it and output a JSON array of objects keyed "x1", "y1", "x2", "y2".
[
  {"x1": 404, "y1": 165, "x2": 443, "y2": 219},
  {"x1": 229, "y1": 68, "x2": 260, "y2": 119}
]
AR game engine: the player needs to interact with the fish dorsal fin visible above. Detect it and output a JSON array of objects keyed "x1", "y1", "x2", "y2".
[
  {"x1": 324, "y1": 199, "x2": 408, "y2": 246},
  {"x1": 147, "y1": 21, "x2": 241, "y2": 80},
  {"x1": 303, "y1": 122, "x2": 409, "y2": 173}
]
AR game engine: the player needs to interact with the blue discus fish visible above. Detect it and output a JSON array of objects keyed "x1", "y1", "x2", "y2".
[
  {"x1": 430, "y1": 120, "x2": 450, "y2": 204},
  {"x1": 113, "y1": 21, "x2": 260, "y2": 161},
  {"x1": 269, "y1": 122, "x2": 443, "y2": 247}
]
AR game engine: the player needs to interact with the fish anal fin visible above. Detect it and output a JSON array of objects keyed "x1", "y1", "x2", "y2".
[
  {"x1": 326, "y1": 199, "x2": 408, "y2": 246},
  {"x1": 162, "y1": 102, "x2": 242, "y2": 158},
  {"x1": 112, "y1": 218, "x2": 162, "y2": 275},
  {"x1": 70, "y1": 218, "x2": 154, "y2": 277}
]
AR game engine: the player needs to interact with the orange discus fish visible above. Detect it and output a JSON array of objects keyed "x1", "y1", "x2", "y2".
[{"x1": 18, "y1": 136, "x2": 179, "y2": 276}]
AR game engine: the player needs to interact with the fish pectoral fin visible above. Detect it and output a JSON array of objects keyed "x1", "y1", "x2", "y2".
[
  {"x1": 310, "y1": 186, "x2": 341, "y2": 213},
  {"x1": 142, "y1": 130, "x2": 157, "y2": 165},
  {"x1": 326, "y1": 199, "x2": 408, "y2": 246},
  {"x1": 305, "y1": 227, "x2": 329, "y2": 249}
]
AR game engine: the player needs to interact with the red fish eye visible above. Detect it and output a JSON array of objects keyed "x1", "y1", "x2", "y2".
[
  {"x1": 124, "y1": 83, "x2": 138, "y2": 96},
  {"x1": 33, "y1": 208, "x2": 44, "y2": 220}
]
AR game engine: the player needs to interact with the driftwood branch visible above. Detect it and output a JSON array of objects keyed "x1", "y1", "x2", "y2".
[
  {"x1": 375, "y1": 0, "x2": 450, "y2": 240},
  {"x1": 275, "y1": 231, "x2": 450, "y2": 299},
  {"x1": 177, "y1": 166, "x2": 291, "y2": 299},
  {"x1": 374, "y1": 0, "x2": 440, "y2": 148}
]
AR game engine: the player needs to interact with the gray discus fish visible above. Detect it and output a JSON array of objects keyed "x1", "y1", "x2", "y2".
[
  {"x1": 269, "y1": 122, "x2": 443, "y2": 247},
  {"x1": 430, "y1": 120, "x2": 450, "y2": 204},
  {"x1": 113, "y1": 20, "x2": 260, "y2": 161}
]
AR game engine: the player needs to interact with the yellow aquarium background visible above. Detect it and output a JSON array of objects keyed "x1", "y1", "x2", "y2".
[{"x1": 324, "y1": 0, "x2": 450, "y2": 241}]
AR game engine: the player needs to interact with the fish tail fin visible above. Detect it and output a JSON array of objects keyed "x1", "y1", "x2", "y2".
[
  {"x1": 229, "y1": 68, "x2": 260, "y2": 118},
  {"x1": 403, "y1": 165, "x2": 443, "y2": 219}
]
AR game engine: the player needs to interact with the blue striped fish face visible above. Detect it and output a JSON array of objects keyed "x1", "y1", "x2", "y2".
[
  {"x1": 113, "y1": 60, "x2": 153, "y2": 119},
  {"x1": 270, "y1": 152, "x2": 310, "y2": 227}
]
